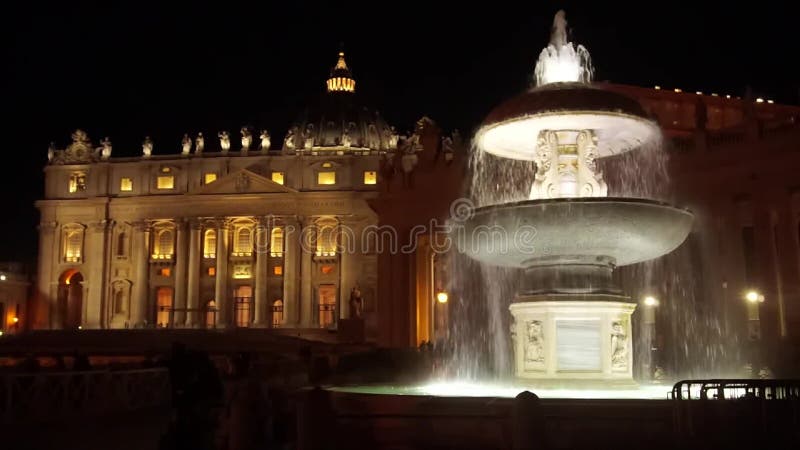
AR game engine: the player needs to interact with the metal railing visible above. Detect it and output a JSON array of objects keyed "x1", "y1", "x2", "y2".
[{"x1": 671, "y1": 379, "x2": 800, "y2": 400}]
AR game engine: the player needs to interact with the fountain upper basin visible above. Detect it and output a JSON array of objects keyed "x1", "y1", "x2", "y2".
[
  {"x1": 461, "y1": 197, "x2": 693, "y2": 268},
  {"x1": 475, "y1": 83, "x2": 660, "y2": 161}
]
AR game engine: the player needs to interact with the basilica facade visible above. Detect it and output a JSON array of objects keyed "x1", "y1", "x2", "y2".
[{"x1": 35, "y1": 53, "x2": 404, "y2": 336}]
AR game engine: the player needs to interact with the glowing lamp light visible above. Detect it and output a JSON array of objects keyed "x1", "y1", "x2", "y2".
[
  {"x1": 12, "y1": 317, "x2": 19, "y2": 324},
  {"x1": 78, "y1": 325, "x2": 83, "y2": 330},
  {"x1": 654, "y1": 85, "x2": 661, "y2": 90},
  {"x1": 0, "y1": 331, "x2": 4, "y2": 337},
  {"x1": 643, "y1": 296, "x2": 659, "y2": 307},
  {"x1": 436, "y1": 291, "x2": 449, "y2": 304},
  {"x1": 0, "y1": 274, "x2": 5, "y2": 281},
  {"x1": 674, "y1": 88, "x2": 682, "y2": 93},
  {"x1": 745, "y1": 290, "x2": 765, "y2": 303},
  {"x1": 756, "y1": 98, "x2": 765, "y2": 103}
]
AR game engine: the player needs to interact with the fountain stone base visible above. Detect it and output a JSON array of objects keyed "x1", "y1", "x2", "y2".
[{"x1": 510, "y1": 297, "x2": 636, "y2": 384}]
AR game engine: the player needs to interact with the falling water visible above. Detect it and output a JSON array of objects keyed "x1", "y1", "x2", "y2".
[
  {"x1": 449, "y1": 110, "x2": 741, "y2": 383},
  {"x1": 444, "y1": 9, "x2": 740, "y2": 387}
]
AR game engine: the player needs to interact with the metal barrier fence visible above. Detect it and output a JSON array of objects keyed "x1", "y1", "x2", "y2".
[
  {"x1": 671, "y1": 379, "x2": 800, "y2": 400},
  {"x1": 1, "y1": 368, "x2": 171, "y2": 422}
]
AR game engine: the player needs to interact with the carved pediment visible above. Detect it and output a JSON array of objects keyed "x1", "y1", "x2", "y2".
[
  {"x1": 196, "y1": 168, "x2": 297, "y2": 195},
  {"x1": 51, "y1": 129, "x2": 98, "y2": 165}
]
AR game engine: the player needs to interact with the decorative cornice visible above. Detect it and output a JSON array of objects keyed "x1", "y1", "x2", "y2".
[{"x1": 38, "y1": 221, "x2": 58, "y2": 232}]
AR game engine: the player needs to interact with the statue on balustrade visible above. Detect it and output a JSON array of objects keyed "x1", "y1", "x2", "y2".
[
  {"x1": 349, "y1": 285, "x2": 363, "y2": 319},
  {"x1": 259, "y1": 130, "x2": 271, "y2": 152},
  {"x1": 181, "y1": 134, "x2": 192, "y2": 155},
  {"x1": 195, "y1": 132, "x2": 205, "y2": 154}
]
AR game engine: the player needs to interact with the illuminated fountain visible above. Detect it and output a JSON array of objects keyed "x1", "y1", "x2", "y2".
[{"x1": 462, "y1": 10, "x2": 693, "y2": 385}]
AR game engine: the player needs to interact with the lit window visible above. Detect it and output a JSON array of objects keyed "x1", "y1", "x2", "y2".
[
  {"x1": 208, "y1": 267, "x2": 216, "y2": 276},
  {"x1": 233, "y1": 227, "x2": 252, "y2": 256},
  {"x1": 120, "y1": 177, "x2": 133, "y2": 192},
  {"x1": 157, "y1": 175, "x2": 174, "y2": 189},
  {"x1": 203, "y1": 229, "x2": 216, "y2": 258},
  {"x1": 204, "y1": 173, "x2": 217, "y2": 184},
  {"x1": 156, "y1": 287, "x2": 173, "y2": 328},
  {"x1": 272, "y1": 300, "x2": 283, "y2": 327},
  {"x1": 64, "y1": 229, "x2": 83, "y2": 262},
  {"x1": 317, "y1": 171, "x2": 336, "y2": 185},
  {"x1": 152, "y1": 229, "x2": 174, "y2": 259},
  {"x1": 271, "y1": 171, "x2": 285, "y2": 185},
  {"x1": 321, "y1": 265, "x2": 334, "y2": 274},
  {"x1": 205, "y1": 300, "x2": 217, "y2": 328},
  {"x1": 363, "y1": 171, "x2": 377, "y2": 185},
  {"x1": 69, "y1": 172, "x2": 87, "y2": 193},
  {"x1": 159, "y1": 267, "x2": 171, "y2": 277},
  {"x1": 273, "y1": 266, "x2": 283, "y2": 276},
  {"x1": 270, "y1": 228, "x2": 284, "y2": 257},
  {"x1": 315, "y1": 219, "x2": 337, "y2": 256}
]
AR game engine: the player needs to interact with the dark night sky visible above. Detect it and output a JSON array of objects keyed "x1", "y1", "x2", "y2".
[{"x1": 4, "y1": 1, "x2": 798, "y2": 268}]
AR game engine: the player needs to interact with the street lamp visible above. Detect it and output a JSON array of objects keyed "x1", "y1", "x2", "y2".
[
  {"x1": 643, "y1": 295, "x2": 659, "y2": 307},
  {"x1": 745, "y1": 290, "x2": 764, "y2": 304}
]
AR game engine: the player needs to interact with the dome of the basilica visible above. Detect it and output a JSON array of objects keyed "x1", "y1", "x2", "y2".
[{"x1": 282, "y1": 52, "x2": 399, "y2": 153}]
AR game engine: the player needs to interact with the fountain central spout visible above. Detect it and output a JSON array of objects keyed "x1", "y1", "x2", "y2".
[{"x1": 534, "y1": 10, "x2": 593, "y2": 86}]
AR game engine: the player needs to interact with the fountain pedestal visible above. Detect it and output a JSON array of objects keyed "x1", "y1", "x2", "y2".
[{"x1": 510, "y1": 298, "x2": 636, "y2": 384}]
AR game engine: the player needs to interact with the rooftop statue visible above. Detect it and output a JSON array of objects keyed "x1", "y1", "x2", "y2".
[
  {"x1": 181, "y1": 134, "x2": 192, "y2": 155},
  {"x1": 284, "y1": 126, "x2": 298, "y2": 151},
  {"x1": 240, "y1": 127, "x2": 252, "y2": 153},
  {"x1": 303, "y1": 124, "x2": 314, "y2": 150},
  {"x1": 259, "y1": 130, "x2": 271, "y2": 152},
  {"x1": 195, "y1": 132, "x2": 205, "y2": 154},
  {"x1": 100, "y1": 137, "x2": 112, "y2": 160},
  {"x1": 142, "y1": 136, "x2": 153, "y2": 158},
  {"x1": 218, "y1": 131, "x2": 231, "y2": 153}
]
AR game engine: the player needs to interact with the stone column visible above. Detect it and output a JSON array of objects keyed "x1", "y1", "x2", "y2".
[
  {"x1": 131, "y1": 222, "x2": 151, "y2": 327},
  {"x1": 186, "y1": 220, "x2": 201, "y2": 327},
  {"x1": 253, "y1": 216, "x2": 269, "y2": 327},
  {"x1": 299, "y1": 218, "x2": 314, "y2": 327},
  {"x1": 215, "y1": 219, "x2": 230, "y2": 327},
  {"x1": 37, "y1": 221, "x2": 58, "y2": 329},
  {"x1": 84, "y1": 220, "x2": 110, "y2": 329},
  {"x1": 173, "y1": 219, "x2": 188, "y2": 326},
  {"x1": 282, "y1": 217, "x2": 300, "y2": 327}
]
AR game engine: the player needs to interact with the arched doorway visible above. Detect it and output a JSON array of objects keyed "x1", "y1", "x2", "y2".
[{"x1": 58, "y1": 270, "x2": 84, "y2": 330}]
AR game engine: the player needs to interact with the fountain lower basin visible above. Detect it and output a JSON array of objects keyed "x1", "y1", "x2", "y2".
[{"x1": 460, "y1": 197, "x2": 693, "y2": 269}]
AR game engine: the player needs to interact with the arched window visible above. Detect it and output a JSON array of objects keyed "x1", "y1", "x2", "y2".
[
  {"x1": 272, "y1": 300, "x2": 284, "y2": 327},
  {"x1": 116, "y1": 232, "x2": 127, "y2": 257},
  {"x1": 234, "y1": 227, "x2": 252, "y2": 255},
  {"x1": 204, "y1": 229, "x2": 216, "y2": 258},
  {"x1": 153, "y1": 229, "x2": 174, "y2": 259},
  {"x1": 64, "y1": 229, "x2": 83, "y2": 262},
  {"x1": 156, "y1": 287, "x2": 173, "y2": 327},
  {"x1": 270, "y1": 228, "x2": 284, "y2": 257}
]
